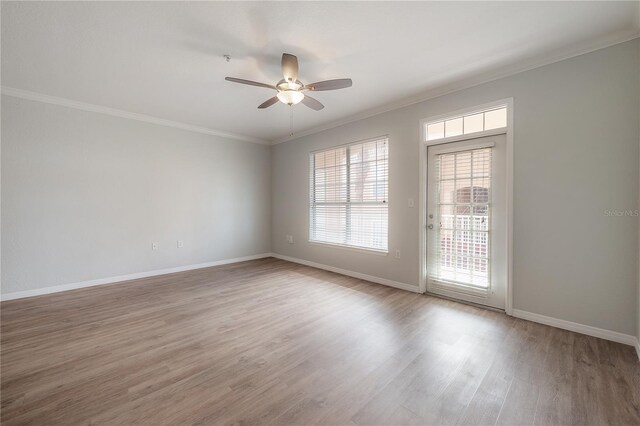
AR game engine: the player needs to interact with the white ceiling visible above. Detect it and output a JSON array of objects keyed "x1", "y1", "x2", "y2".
[{"x1": 2, "y1": 1, "x2": 639, "y2": 143}]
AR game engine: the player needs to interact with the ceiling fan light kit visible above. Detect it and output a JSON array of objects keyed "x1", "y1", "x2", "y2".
[
  {"x1": 277, "y1": 90, "x2": 304, "y2": 105},
  {"x1": 225, "y1": 53, "x2": 352, "y2": 110}
]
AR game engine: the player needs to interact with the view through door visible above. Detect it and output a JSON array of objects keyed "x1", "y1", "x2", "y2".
[{"x1": 426, "y1": 134, "x2": 507, "y2": 309}]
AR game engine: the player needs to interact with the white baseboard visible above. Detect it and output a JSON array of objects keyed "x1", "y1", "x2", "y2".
[
  {"x1": 270, "y1": 253, "x2": 421, "y2": 294},
  {"x1": 512, "y1": 308, "x2": 638, "y2": 350},
  {"x1": 0, "y1": 253, "x2": 272, "y2": 301},
  {"x1": 635, "y1": 338, "x2": 640, "y2": 362}
]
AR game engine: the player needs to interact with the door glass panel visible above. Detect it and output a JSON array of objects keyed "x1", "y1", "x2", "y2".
[{"x1": 431, "y1": 147, "x2": 492, "y2": 288}]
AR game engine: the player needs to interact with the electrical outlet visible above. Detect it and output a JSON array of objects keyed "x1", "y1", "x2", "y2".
[
  {"x1": 395, "y1": 249, "x2": 401, "y2": 259},
  {"x1": 177, "y1": 240, "x2": 184, "y2": 248},
  {"x1": 286, "y1": 235, "x2": 294, "y2": 244},
  {"x1": 152, "y1": 242, "x2": 158, "y2": 251},
  {"x1": 408, "y1": 198, "x2": 415, "y2": 208}
]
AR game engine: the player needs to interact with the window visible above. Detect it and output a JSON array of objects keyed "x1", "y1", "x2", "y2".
[
  {"x1": 426, "y1": 106, "x2": 507, "y2": 141},
  {"x1": 310, "y1": 137, "x2": 388, "y2": 252}
]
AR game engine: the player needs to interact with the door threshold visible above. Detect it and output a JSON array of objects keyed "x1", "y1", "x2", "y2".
[{"x1": 424, "y1": 291, "x2": 505, "y2": 314}]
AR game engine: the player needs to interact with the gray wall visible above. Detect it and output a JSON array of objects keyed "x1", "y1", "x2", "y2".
[
  {"x1": 272, "y1": 39, "x2": 640, "y2": 336},
  {"x1": 1, "y1": 95, "x2": 271, "y2": 296}
]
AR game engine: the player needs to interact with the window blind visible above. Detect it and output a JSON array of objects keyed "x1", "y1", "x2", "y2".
[
  {"x1": 310, "y1": 137, "x2": 388, "y2": 252},
  {"x1": 430, "y1": 147, "x2": 492, "y2": 288}
]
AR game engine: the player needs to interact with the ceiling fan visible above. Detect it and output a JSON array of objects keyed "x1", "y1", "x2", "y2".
[{"x1": 225, "y1": 53, "x2": 352, "y2": 111}]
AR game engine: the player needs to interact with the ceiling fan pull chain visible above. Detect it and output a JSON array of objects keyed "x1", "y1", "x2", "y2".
[{"x1": 290, "y1": 107, "x2": 294, "y2": 137}]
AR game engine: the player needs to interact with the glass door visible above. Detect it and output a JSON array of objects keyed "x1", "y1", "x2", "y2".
[{"x1": 426, "y1": 134, "x2": 506, "y2": 309}]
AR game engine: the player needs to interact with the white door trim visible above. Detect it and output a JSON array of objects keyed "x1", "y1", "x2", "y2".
[{"x1": 419, "y1": 98, "x2": 514, "y2": 315}]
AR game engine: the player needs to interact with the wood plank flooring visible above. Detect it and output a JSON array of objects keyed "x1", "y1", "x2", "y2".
[{"x1": 1, "y1": 257, "x2": 639, "y2": 425}]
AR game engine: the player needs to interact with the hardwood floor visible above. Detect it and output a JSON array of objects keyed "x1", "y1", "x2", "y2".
[{"x1": 1, "y1": 257, "x2": 639, "y2": 425}]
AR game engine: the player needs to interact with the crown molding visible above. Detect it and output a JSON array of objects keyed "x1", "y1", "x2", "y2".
[
  {"x1": 1, "y1": 87, "x2": 270, "y2": 145},
  {"x1": 271, "y1": 32, "x2": 640, "y2": 145},
  {"x1": 3, "y1": 32, "x2": 637, "y2": 146}
]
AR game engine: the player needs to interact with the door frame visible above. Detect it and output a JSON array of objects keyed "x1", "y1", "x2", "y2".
[{"x1": 418, "y1": 98, "x2": 514, "y2": 314}]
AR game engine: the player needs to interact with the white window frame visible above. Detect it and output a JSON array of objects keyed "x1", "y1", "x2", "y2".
[
  {"x1": 419, "y1": 98, "x2": 514, "y2": 314},
  {"x1": 308, "y1": 135, "x2": 389, "y2": 254}
]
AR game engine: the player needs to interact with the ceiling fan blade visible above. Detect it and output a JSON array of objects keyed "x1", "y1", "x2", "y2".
[
  {"x1": 281, "y1": 53, "x2": 299, "y2": 82},
  {"x1": 301, "y1": 95, "x2": 324, "y2": 111},
  {"x1": 305, "y1": 78, "x2": 353, "y2": 92},
  {"x1": 258, "y1": 96, "x2": 279, "y2": 109},
  {"x1": 225, "y1": 77, "x2": 276, "y2": 90}
]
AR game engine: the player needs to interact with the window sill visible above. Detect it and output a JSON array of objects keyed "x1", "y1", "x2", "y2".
[{"x1": 308, "y1": 240, "x2": 389, "y2": 256}]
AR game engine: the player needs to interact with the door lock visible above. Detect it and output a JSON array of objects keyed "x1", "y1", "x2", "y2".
[{"x1": 427, "y1": 224, "x2": 434, "y2": 230}]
